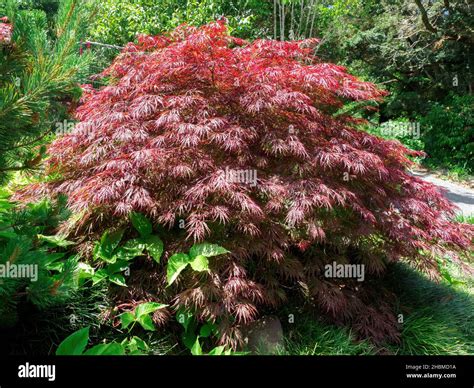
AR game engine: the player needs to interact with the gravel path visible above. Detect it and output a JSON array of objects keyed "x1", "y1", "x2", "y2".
[{"x1": 411, "y1": 170, "x2": 474, "y2": 216}]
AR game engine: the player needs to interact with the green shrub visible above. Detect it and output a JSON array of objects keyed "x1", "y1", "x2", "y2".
[
  {"x1": 0, "y1": 191, "x2": 78, "y2": 330},
  {"x1": 281, "y1": 315, "x2": 375, "y2": 355},
  {"x1": 88, "y1": 0, "x2": 271, "y2": 45},
  {"x1": 419, "y1": 94, "x2": 474, "y2": 173},
  {"x1": 365, "y1": 117, "x2": 424, "y2": 153}
]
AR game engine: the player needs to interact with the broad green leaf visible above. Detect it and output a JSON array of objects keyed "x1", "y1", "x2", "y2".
[
  {"x1": 98, "y1": 343, "x2": 126, "y2": 355},
  {"x1": 182, "y1": 330, "x2": 197, "y2": 350},
  {"x1": 38, "y1": 234, "x2": 75, "y2": 247},
  {"x1": 130, "y1": 212, "x2": 152, "y2": 237},
  {"x1": 120, "y1": 312, "x2": 136, "y2": 330},
  {"x1": 108, "y1": 273, "x2": 127, "y2": 287},
  {"x1": 199, "y1": 323, "x2": 217, "y2": 338},
  {"x1": 84, "y1": 344, "x2": 109, "y2": 356},
  {"x1": 135, "y1": 302, "x2": 167, "y2": 318},
  {"x1": 128, "y1": 349, "x2": 145, "y2": 355},
  {"x1": 114, "y1": 238, "x2": 146, "y2": 261},
  {"x1": 189, "y1": 254, "x2": 209, "y2": 272},
  {"x1": 208, "y1": 345, "x2": 225, "y2": 355},
  {"x1": 189, "y1": 243, "x2": 229, "y2": 259},
  {"x1": 126, "y1": 336, "x2": 149, "y2": 353},
  {"x1": 141, "y1": 235, "x2": 164, "y2": 263},
  {"x1": 176, "y1": 309, "x2": 195, "y2": 333},
  {"x1": 83, "y1": 343, "x2": 111, "y2": 355},
  {"x1": 166, "y1": 253, "x2": 190, "y2": 286},
  {"x1": 76, "y1": 262, "x2": 94, "y2": 281},
  {"x1": 94, "y1": 229, "x2": 124, "y2": 261},
  {"x1": 191, "y1": 337, "x2": 203, "y2": 356},
  {"x1": 131, "y1": 337, "x2": 149, "y2": 351},
  {"x1": 137, "y1": 314, "x2": 156, "y2": 331},
  {"x1": 56, "y1": 327, "x2": 90, "y2": 355},
  {"x1": 91, "y1": 269, "x2": 108, "y2": 285},
  {"x1": 105, "y1": 260, "x2": 129, "y2": 275},
  {"x1": 84, "y1": 343, "x2": 126, "y2": 356}
]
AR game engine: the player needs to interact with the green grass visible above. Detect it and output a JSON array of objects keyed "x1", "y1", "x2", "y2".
[
  {"x1": 389, "y1": 308, "x2": 470, "y2": 355},
  {"x1": 282, "y1": 261, "x2": 474, "y2": 355},
  {"x1": 279, "y1": 317, "x2": 375, "y2": 355},
  {"x1": 421, "y1": 161, "x2": 473, "y2": 183},
  {"x1": 454, "y1": 214, "x2": 474, "y2": 225},
  {"x1": 386, "y1": 262, "x2": 473, "y2": 355}
]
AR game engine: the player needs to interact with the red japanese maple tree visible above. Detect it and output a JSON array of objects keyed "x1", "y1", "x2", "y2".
[
  {"x1": 0, "y1": 17, "x2": 12, "y2": 45},
  {"x1": 22, "y1": 21, "x2": 472, "y2": 347}
]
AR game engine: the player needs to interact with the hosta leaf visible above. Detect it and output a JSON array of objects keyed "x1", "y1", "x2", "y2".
[
  {"x1": 189, "y1": 254, "x2": 209, "y2": 272},
  {"x1": 135, "y1": 302, "x2": 167, "y2": 318},
  {"x1": 130, "y1": 212, "x2": 152, "y2": 237},
  {"x1": 189, "y1": 243, "x2": 229, "y2": 259},
  {"x1": 56, "y1": 327, "x2": 89, "y2": 355},
  {"x1": 166, "y1": 253, "x2": 190, "y2": 286},
  {"x1": 44, "y1": 253, "x2": 69, "y2": 271}
]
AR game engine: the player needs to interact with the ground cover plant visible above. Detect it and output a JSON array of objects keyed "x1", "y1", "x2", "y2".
[{"x1": 15, "y1": 21, "x2": 473, "y2": 350}]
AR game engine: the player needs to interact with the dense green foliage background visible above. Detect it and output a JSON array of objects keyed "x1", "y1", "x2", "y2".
[{"x1": 5, "y1": 1, "x2": 472, "y2": 164}]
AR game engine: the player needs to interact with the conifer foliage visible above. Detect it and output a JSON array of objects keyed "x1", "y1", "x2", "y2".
[
  {"x1": 0, "y1": 0, "x2": 93, "y2": 185},
  {"x1": 27, "y1": 21, "x2": 473, "y2": 346}
]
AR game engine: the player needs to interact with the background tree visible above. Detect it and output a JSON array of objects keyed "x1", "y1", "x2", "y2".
[
  {"x1": 88, "y1": 0, "x2": 273, "y2": 46},
  {"x1": 272, "y1": 0, "x2": 473, "y2": 172},
  {"x1": 0, "y1": 0, "x2": 94, "y2": 185}
]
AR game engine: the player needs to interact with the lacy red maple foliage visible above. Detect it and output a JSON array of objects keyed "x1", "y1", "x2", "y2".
[
  {"x1": 20, "y1": 21, "x2": 472, "y2": 347},
  {"x1": 0, "y1": 17, "x2": 13, "y2": 45}
]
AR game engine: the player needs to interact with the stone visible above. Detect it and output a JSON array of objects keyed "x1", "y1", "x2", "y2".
[{"x1": 243, "y1": 315, "x2": 285, "y2": 355}]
